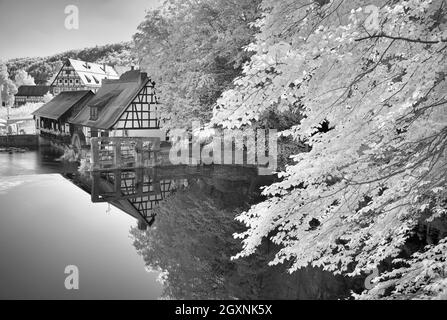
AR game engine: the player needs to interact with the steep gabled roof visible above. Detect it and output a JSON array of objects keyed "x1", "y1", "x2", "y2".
[
  {"x1": 15, "y1": 85, "x2": 50, "y2": 97},
  {"x1": 69, "y1": 69, "x2": 150, "y2": 130},
  {"x1": 69, "y1": 59, "x2": 119, "y2": 86},
  {"x1": 32, "y1": 90, "x2": 94, "y2": 120},
  {"x1": 51, "y1": 59, "x2": 119, "y2": 87}
]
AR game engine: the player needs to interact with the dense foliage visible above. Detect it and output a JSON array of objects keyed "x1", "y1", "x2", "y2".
[
  {"x1": 211, "y1": 0, "x2": 447, "y2": 299},
  {"x1": 134, "y1": 0, "x2": 262, "y2": 129},
  {"x1": 13, "y1": 69, "x2": 35, "y2": 87}
]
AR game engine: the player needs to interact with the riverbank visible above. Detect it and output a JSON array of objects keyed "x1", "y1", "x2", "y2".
[{"x1": 0, "y1": 134, "x2": 38, "y2": 148}]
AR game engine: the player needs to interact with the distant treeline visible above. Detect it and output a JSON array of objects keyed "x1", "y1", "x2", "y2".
[{"x1": 6, "y1": 42, "x2": 136, "y2": 85}]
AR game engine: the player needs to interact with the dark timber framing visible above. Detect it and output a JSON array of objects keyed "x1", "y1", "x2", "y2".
[{"x1": 115, "y1": 83, "x2": 159, "y2": 130}]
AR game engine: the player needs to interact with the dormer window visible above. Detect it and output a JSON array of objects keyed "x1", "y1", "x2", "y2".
[
  {"x1": 85, "y1": 75, "x2": 92, "y2": 83},
  {"x1": 92, "y1": 75, "x2": 100, "y2": 84},
  {"x1": 90, "y1": 107, "x2": 98, "y2": 121}
]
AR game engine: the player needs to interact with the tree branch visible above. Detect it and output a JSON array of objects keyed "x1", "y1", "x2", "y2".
[{"x1": 355, "y1": 33, "x2": 447, "y2": 44}]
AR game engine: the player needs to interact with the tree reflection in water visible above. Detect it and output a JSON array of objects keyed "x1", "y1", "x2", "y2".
[{"x1": 129, "y1": 169, "x2": 357, "y2": 299}]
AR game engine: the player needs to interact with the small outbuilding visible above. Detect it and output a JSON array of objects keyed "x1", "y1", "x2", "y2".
[
  {"x1": 32, "y1": 90, "x2": 94, "y2": 143},
  {"x1": 14, "y1": 85, "x2": 51, "y2": 107}
]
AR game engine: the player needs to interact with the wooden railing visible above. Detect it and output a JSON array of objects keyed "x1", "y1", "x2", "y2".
[{"x1": 90, "y1": 137, "x2": 161, "y2": 171}]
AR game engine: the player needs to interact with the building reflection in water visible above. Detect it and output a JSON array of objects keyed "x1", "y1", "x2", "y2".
[
  {"x1": 90, "y1": 168, "x2": 188, "y2": 230},
  {"x1": 67, "y1": 164, "x2": 360, "y2": 300}
]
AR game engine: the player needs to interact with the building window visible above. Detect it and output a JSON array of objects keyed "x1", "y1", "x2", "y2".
[
  {"x1": 64, "y1": 79, "x2": 68, "y2": 84},
  {"x1": 90, "y1": 129, "x2": 98, "y2": 137},
  {"x1": 75, "y1": 79, "x2": 79, "y2": 84},
  {"x1": 90, "y1": 107, "x2": 98, "y2": 121},
  {"x1": 69, "y1": 79, "x2": 73, "y2": 84},
  {"x1": 59, "y1": 79, "x2": 63, "y2": 84}
]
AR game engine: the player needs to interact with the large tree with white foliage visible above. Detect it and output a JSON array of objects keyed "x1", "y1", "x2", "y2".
[
  {"x1": 13, "y1": 69, "x2": 35, "y2": 87},
  {"x1": 0, "y1": 61, "x2": 17, "y2": 108},
  {"x1": 212, "y1": 0, "x2": 447, "y2": 299}
]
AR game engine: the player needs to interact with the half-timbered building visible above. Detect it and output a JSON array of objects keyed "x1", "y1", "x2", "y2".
[
  {"x1": 50, "y1": 58, "x2": 119, "y2": 95},
  {"x1": 14, "y1": 85, "x2": 51, "y2": 107},
  {"x1": 69, "y1": 67, "x2": 165, "y2": 148}
]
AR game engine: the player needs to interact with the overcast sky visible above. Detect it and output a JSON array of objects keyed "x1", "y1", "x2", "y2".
[{"x1": 0, "y1": 0, "x2": 160, "y2": 60}]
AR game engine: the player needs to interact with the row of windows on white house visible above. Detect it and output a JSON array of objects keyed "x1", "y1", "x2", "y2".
[{"x1": 56, "y1": 75, "x2": 100, "y2": 86}]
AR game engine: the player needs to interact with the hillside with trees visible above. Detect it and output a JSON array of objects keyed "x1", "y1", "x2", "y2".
[{"x1": 5, "y1": 42, "x2": 136, "y2": 85}]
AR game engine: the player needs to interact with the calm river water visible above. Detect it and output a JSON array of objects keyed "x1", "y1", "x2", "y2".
[
  {"x1": 0, "y1": 149, "x2": 162, "y2": 299},
  {"x1": 0, "y1": 148, "x2": 354, "y2": 299}
]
